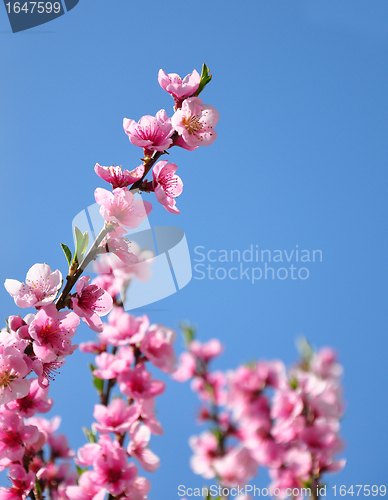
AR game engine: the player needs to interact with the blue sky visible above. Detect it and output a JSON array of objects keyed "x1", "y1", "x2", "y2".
[{"x1": 1, "y1": 0, "x2": 388, "y2": 496}]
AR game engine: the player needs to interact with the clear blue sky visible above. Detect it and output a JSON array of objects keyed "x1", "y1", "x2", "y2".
[{"x1": 1, "y1": 0, "x2": 387, "y2": 496}]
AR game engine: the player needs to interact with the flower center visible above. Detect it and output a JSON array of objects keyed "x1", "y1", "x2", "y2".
[
  {"x1": 106, "y1": 467, "x2": 122, "y2": 484},
  {"x1": 159, "y1": 171, "x2": 178, "y2": 197},
  {"x1": 3, "y1": 430, "x2": 22, "y2": 447},
  {"x1": 182, "y1": 115, "x2": 203, "y2": 136},
  {"x1": 79, "y1": 286, "x2": 105, "y2": 312},
  {"x1": 26, "y1": 277, "x2": 53, "y2": 301},
  {"x1": 40, "y1": 320, "x2": 60, "y2": 345},
  {"x1": 0, "y1": 370, "x2": 13, "y2": 388}
]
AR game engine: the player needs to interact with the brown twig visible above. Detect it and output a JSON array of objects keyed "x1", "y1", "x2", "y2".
[{"x1": 56, "y1": 224, "x2": 111, "y2": 311}]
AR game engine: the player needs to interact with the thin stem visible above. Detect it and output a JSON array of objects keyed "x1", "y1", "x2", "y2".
[
  {"x1": 101, "y1": 377, "x2": 116, "y2": 406},
  {"x1": 99, "y1": 346, "x2": 118, "y2": 405},
  {"x1": 56, "y1": 224, "x2": 111, "y2": 310},
  {"x1": 129, "y1": 150, "x2": 165, "y2": 192}
]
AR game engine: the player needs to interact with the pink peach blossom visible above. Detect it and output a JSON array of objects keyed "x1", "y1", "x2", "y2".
[
  {"x1": 130, "y1": 476, "x2": 151, "y2": 500},
  {"x1": 311, "y1": 347, "x2": 343, "y2": 379},
  {"x1": 271, "y1": 389, "x2": 304, "y2": 421},
  {"x1": 158, "y1": 69, "x2": 200, "y2": 101},
  {"x1": 66, "y1": 471, "x2": 106, "y2": 500},
  {"x1": 299, "y1": 418, "x2": 343, "y2": 454},
  {"x1": 118, "y1": 362, "x2": 165, "y2": 400},
  {"x1": 0, "y1": 328, "x2": 29, "y2": 357},
  {"x1": 191, "y1": 371, "x2": 227, "y2": 406},
  {"x1": 79, "y1": 338, "x2": 107, "y2": 355},
  {"x1": 189, "y1": 431, "x2": 218, "y2": 479},
  {"x1": 93, "y1": 398, "x2": 139, "y2": 435},
  {"x1": 6, "y1": 378, "x2": 53, "y2": 418},
  {"x1": 93, "y1": 351, "x2": 128, "y2": 380},
  {"x1": 0, "y1": 347, "x2": 30, "y2": 406},
  {"x1": 92, "y1": 254, "x2": 123, "y2": 298},
  {"x1": 4, "y1": 263, "x2": 62, "y2": 309},
  {"x1": 91, "y1": 445, "x2": 138, "y2": 496},
  {"x1": 71, "y1": 276, "x2": 113, "y2": 333},
  {"x1": 212, "y1": 447, "x2": 258, "y2": 487},
  {"x1": 172, "y1": 352, "x2": 197, "y2": 382},
  {"x1": 42, "y1": 462, "x2": 77, "y2": 500},
  {"x1": 28, "y1": 304, "x2": 79, "y2": 363},
  {"x1": 49, "y1": 432, "x2": 74, "y2": 460},
  {"x1": 31, "y1": 357, "x2": 66, "y2": 388},
  {"x1": 171, "y1": 97, "x2": 219, "y2": 148},
  {"x1": 136, "y1": 398, "x2": 163, "y2": 435},
  {"x1": 95, "y1": 163, "x2": 144, "y2": 189},
  {"x1": 75, "y1": 442, "x2": 102, "y2": 467},
  {"x1": 0, "y1": 464, "x2": 35, "y2": 500},
  {"x1": 140, "y1": 324, "x2": 177, "y2": 373},
  {"x1": 110, "y1": 243, "x2": 154, "y2": 284},
  {"x1": 26, "y1": 415, "x2": 61, "y2": 440},
  {"x1": 152, "y1": 160, "x2": 183, "y2": 214},
  {"x1": 271, "y1": 415, "x2": 305, "y2": 444},
  {"x1": 102, "y1": 226, "x2": 139, "y2": 266},
  {"x1": 0, "y1": 410, "x2": 39, "y2": 461},
  {"x1": 127, "y1": 421, "x2": 160, "y2": 472},
  {"x1": 100, "y1": 307, "x2": 149, "y2": 347},
  {"x1": 123, "y1": 109, "x2": 174, "y2": 155},
  {"x1": 95, "y1": 187, "x2": 152, "y2": 229},
  {"x1": 75, "y1": 434, "x2": 119, "y2": 467},
  {"x1": 189, "y1": 339, "x2": 224, "y2": 362}
]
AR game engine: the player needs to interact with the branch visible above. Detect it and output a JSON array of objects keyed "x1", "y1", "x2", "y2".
[
  {"x1": 56, "y1": 224, "x2": 111, "y2": 311},
  {"x1": 129, "y1": 150, "x2": 165, "y2": 192}
]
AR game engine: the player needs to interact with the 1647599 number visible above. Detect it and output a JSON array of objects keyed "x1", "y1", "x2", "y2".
[
  {"x1": 5, "y1": 2, "x2": 61, "y2": 14},
  {"x1": 333, "y1": 485, "x2": 386, "y2": 496}
]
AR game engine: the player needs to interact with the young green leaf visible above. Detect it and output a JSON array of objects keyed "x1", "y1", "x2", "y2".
[
  {"x1": 61, "y1": 243, "x2": 73, "y2": 267},
  {"x1": 193, "y1": 63, "x2": 212, "y2": 97},
  {"x1": 74, "y1": 226, "x2": 89, "y2": 263},
  {"x1": 296, "y1": 337, "x2": 314, "y2": 366},
  {"x1": 82, "y1": 427, "x2": 97, "y2": 443},
  {"x1": 180, "y1": 322, "x2": 196, "y2": 345},
  {"x1": 93, "y1": 375, "x2": 104, "y2": 393},
  {"x1": 76, "y1": 465, "x2": 87, "y2": 477}
]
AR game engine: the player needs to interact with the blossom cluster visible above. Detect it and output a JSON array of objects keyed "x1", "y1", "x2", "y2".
[
  {"x1": 0, "y1": 64, "x2": 218, "y2": 499},
  {"x1": 0, "y1": 413, "x2": 78, "y2": 500},
  {"x1": 0, "y1": 258, "x2": 114, "y2": 499},
  {"x1": 0, "y1": 65, "x2": 347, "y2": 500},
  {"x1": 174, "y1": 331, "x2": 345, "y2": 499},
  {"x1": 95, "y1": 65, "x2": 219, "y2": 214},
  {"x1": 0, "y1": 247, "x2": 176, "y2": 500},
  {"x1": 67, "y1": 253, "x2": 178, "y2": 499}
]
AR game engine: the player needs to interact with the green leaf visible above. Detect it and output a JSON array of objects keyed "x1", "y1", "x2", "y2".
[
  {"x1": 76, "y1": 465, "x2": 87, "y2": 477},
  {"x1": 193, "y1": 63, "x2": 212, "y2": 97},
  {"x1": 211, "y1": 427, "x2": 223, "y2": 443},
  {"x1": 180, "y1": 322, "x2": 196, "y2": 345},
  {"x1": 244, "y1": 359, "x2": 257, "y2": 369},
  {"x1": 82, "y1": 427, "x2": 97, "y2": 443},
  {"x1": 35, "y1": 478, "x2": 42, "y2": 496},
  {"x1": 74, "y1": 226, "x2": 89, "y2": 263},
  {"x1": 89, "y1": 363, "x2": 104, "y2": 393},
  {"x1": 61, "y1": 243, "x2": 73, "y2": 267},
  {"x1": 93, "y1": 375, "x2": 104, "y2": 393},
  {"x1": 296, "y1": 337, "x2": 314, "y2": 365}
]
